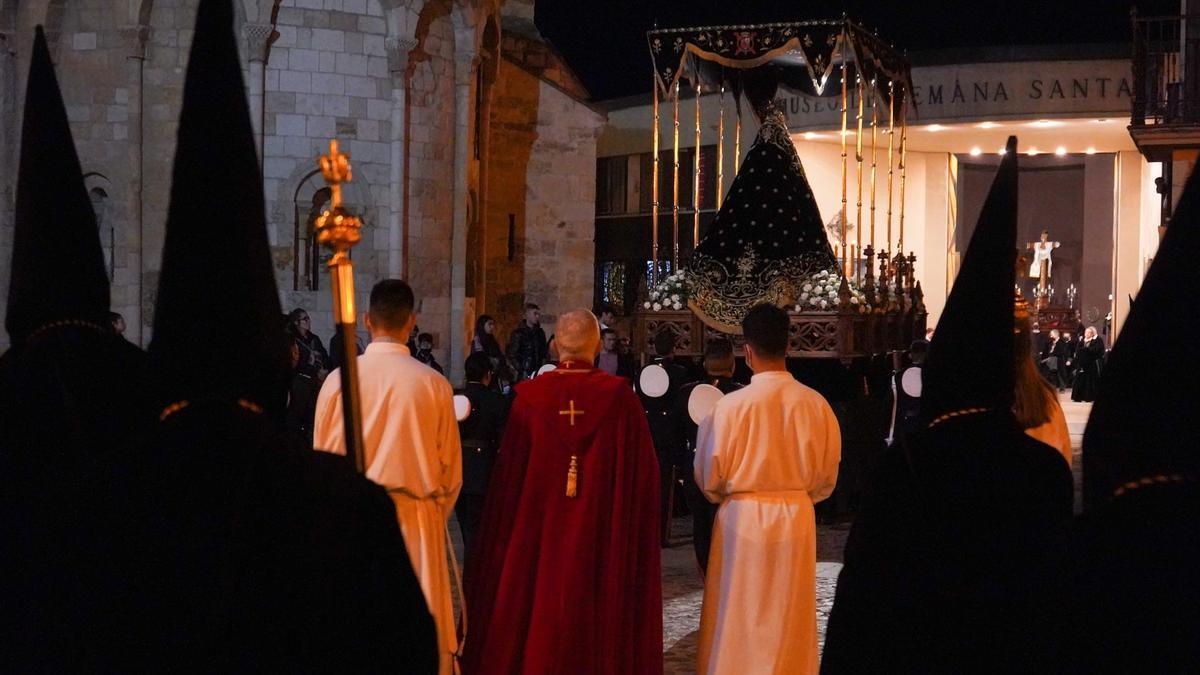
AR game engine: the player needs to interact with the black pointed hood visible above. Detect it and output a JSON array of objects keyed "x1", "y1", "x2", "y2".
[
  {"x1": 921, "y1": 136, "x2": 1019, "y2": 423},
  {"x1": 6, "y1": 27, "x2": 110, "y2": 342},
  {"x1": 1082, "y1": 156, "x2": 1200, "y2": 509},
  {"x1": 148, "y1": 0, "x2": 288, "y2": 413}
]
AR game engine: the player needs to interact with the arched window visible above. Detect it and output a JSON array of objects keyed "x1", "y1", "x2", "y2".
[
  {"x1": 294, "y1": 171, "x2": 331, "y2": 291},
  {"x1": 84, "y1": 173, "x2": 114, "y2": 282}
]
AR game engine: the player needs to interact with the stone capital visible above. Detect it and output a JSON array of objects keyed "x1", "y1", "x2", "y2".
[
  {"x1": 386, "y1": 37, "x2": 419, "y2": 75},
  {"x1": 242, "y1": 23, "x2": 275, "y2": 63}
]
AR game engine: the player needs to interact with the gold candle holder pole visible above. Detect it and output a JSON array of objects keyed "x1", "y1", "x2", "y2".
[
  {"x1": 672, "y1": 79, "x2": 681, "y2": 269},
  {"x1": 855, "y1": 73, "x2": 865, "y2": 285},
  {"x1": 839, "y1": 44, "x2": 849, "y2": 279},
  {"x1": 652, "y1": 80, "x2": 660, "y2": 285},
  {"x1": 734, "y1": 108, "x2": 741, "y2": 175},
  {"x1": 898, "y1": 95, "x2": 909, "y2": 254},
  {"x1": 717, "y1": 83, "x2": 725, "y2": 209},
  {"x1": 693, "y1": 78, "x2": 702, "y2": 248},
  {"x1": 315, "y1": 139, "x2": 366, "y2": 473},
  {"x1": 869, "y1": 79, "x2": 878, "y2": 252},
  {"x1": 886, "y1": 81, "x2": 896, "y2": 258}
]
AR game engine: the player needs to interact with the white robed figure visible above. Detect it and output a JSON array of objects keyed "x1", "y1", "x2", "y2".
[
  {"x1": 694, "y1": 304, "x2": 842, "y2": 675},
  {"x1": 314, "y1": 280, "x2": 462, "y2": 674}
]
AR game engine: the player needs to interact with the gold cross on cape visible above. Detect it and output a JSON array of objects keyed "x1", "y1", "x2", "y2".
[{"x1": 559, "y1": 400, "x2": 585, "y2": 426}]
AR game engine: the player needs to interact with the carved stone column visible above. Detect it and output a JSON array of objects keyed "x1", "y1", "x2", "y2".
[
  {"x1": 243, "y1": 24, "x2": 274, "y2": 161},
  {"x1": 449, "y1": 49, "x2": 478, "y2": 386},
  {"x1": 387, "y1": 37, "x2": 417, "y2": 281}
]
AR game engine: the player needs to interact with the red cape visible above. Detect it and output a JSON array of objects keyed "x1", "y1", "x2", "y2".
[{"x1": 462, "y1": 366, "x2": 662, "y2": 674}]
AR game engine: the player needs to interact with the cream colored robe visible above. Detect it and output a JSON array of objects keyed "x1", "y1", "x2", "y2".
[
  {"x1": 695, "y1": 371, "x2": 842, "y2": 675},
  {"x1": 314, "y1": 342, "x2": 462, "y2": 674}
]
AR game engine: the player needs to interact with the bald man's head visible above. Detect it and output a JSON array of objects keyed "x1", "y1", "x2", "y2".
[{"x1": 555, "y1": 308, "x2": 601, "y2": 362}]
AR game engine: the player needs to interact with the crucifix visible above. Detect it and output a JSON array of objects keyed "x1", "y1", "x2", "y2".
[
  {"x1": 559, "y1": 399, "x2": 584, "y2": 497},
  {"x1": 1027, "y1": 230, "x2": 1060, "y2": 310}
]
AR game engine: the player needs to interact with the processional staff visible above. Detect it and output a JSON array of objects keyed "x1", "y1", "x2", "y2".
[{"x1": 316, "y1": 139, "x2": 367, "y2": 473}]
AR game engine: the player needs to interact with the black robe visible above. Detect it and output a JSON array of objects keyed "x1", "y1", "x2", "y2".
[
  {"x1": 821, "y1": 412, "x2": 1073, "y2": 673},
  {"x1": 0, "y1": 326, "x2": 149, "y2": 671},
  {"x1": 1071, "y1": 482, "x2": 1200, "y2": 672},
  {"x1": 1070, "y1": 337, "x2": 1104, "y2": 402},
  {"x1": 110, "y1": 404, "x2": 438, "y2": 672}
]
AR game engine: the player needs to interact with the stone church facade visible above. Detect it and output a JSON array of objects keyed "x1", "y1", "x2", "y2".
[{"x1": 0, "y1": 0, "x2": 603, "y2": 384}]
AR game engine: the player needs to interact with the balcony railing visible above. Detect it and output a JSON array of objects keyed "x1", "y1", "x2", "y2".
[{"x1": 1132, "y1": 11, "x2": 1200, "y2": 125}]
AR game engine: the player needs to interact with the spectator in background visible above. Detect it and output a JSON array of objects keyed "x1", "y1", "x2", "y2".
[
  {"x1": 107, "y1": 311, "x2": 126, "y2": 336},
  {"x1": 287, "y1": 307, "x2": 329, "y2": 380},
  {"x1": 414, "y1": 332, "x2": 444, "y2": 375},
  {"x1": 329, "y1": 328, "x2": 366, "y2": 371},
  {"x1": 596, "y1": 327, "x2": 634, "y2": 380},
  {"x1": 1040, "y1": 328, "x2": 1069, "y2": 391},
  {"x1": 472, "y1": 314, "x2": 513, "y2": 390},
  {"x1": 507, "y1": 303, "x2": 547, "y2": 379},
  {"x1": 456, "y1": 353, "x2": 509, "y2": 562},
  {"x1": 1071, "y1": 326, "x2": 1105, "y2": 402},
  {"x1": 598, "y1": 304, "x2": 616, "y2": 332},
  {"x1": 284, "y1": 329, "x2": 320, "y2": 447}
]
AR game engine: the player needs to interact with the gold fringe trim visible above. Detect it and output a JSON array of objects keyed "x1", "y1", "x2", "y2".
[
  {"x1": 926, "y1": 406, "x2": 993, "y2": 429},
  {"x1": 159, "y1": 398, "x2": 263, "y2": 422}
]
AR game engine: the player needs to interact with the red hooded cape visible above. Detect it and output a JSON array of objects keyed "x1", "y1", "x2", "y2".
[{"x1": 462, "y1": 365, "x2": 662, "y2": 674}]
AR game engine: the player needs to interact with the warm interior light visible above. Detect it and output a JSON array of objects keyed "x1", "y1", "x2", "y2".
[
  {"x1": 1031, "y1": 120, "x2": 1062, "y2": 128},
  {"x1": 1093, "y1": 118, "x2": 1110, "y2": 123},
  {"x1": 1027, "y1": 148, "x2": 1040, "y2": 156},
  {"x1": 926, "y1": 124, "x2": 947, "y2": 132},
  {"x1": 803, "y1": 132, "x2": 824, "y2": 140},
  {"x1": 1055, "y1": 146, "x2": 1067, "y2": 156},
  {"x1": 999, "y1": 147, "x2": 1008, "y2": 155},
  {"x1": 1086, "y1": 147, "x2": 1097, "y2": 155},
  {"x1": 978, "y1": 121, "x2": 998, "y2": 129},
  {"x1": 969, "y1": 147, "x2": 982, "y2": 156}
]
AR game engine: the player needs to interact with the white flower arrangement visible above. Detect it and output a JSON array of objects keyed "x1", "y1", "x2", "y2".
[
  {"x1": 789, "y1": 267, "x2": 872, "y2": 313},
  {"x1": 646, "y1": 270, "x2": 691, "y2": 312}
]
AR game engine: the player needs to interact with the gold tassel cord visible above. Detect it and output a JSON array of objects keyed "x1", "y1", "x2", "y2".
[{"x1": 566, "y1": 455, "x2": 579, "y2": 498}]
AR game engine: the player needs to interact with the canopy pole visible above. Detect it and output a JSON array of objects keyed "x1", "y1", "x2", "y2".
[
  {"x1": 869, "y1": 80, "x2": 878, "y2": 251},
  {"x1": 672, "y1": 80, "x2": 681, "y2": 269},
  {"x1": 734, "y1": 106, "x2": 741, "y2": 175},
  {"x1": 855, "y1": 73, "x2": 865, "y2": 285},
  {"x1": 886, "y1": 81, "x2": 896, "y2": 262},
  {"x1": 839, "y1": 42, "x2": 849, "y2": 279},
  {"x1": 898, "y1": 94, "x2": 908, "y2": 257},
  {"x1": 693, "y1": 77, "x2": 702, "y2": 250},
  {"x1": 717, "y1": 83, "x2": 725, "y2": 209},
  {"x1": 651, "y1": 81, "x2": 660, "y2": 285}
]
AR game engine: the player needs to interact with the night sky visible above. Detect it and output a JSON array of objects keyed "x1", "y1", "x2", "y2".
[{"x1": 535, "y1": 0, "x2": 1177, "y2": 101}]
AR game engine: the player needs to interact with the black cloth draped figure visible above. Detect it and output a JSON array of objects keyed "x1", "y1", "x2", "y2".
[{"x1": 688, "y1": 71, "x2": 836, "y2": 333}]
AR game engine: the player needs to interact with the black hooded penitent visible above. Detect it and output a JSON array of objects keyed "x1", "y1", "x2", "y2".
[
  {"x1": 113, "y1": 1, "x2": 438, "y2": 670},
  {"x1": 821, "y1": 137, "x2": 1073, "y2": 673},
  {"x1": 0, "y1": 26, "x2": 149, "y2": 672}
]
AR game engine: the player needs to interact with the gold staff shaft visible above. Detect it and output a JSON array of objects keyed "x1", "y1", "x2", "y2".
[
  {"x1": 898, "y1": 95, "x2": 908, "y2": 255},
  {"x1": 886, "y1": 82, "x2": 895, "y2": 257},
  {"x1": 869, "y1": 81, "x2": 877, "y2": 250},
  {"x1": 316, "y1": 139, "x2": 366, "y2": 473}
]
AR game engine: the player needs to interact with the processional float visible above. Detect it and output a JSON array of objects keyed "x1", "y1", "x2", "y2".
[{"x1": 634, "y1": 18, "x2": 927, "y2": 362}]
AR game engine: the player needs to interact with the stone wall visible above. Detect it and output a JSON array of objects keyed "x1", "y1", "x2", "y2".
[{"x1": 0, "y1": 0, "x2": 602, "y2": 380}]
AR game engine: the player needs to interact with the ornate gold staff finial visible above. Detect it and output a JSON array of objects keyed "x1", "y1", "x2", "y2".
[{"x1": 316, "y1": 139, "x2": 366, "y2": 473}]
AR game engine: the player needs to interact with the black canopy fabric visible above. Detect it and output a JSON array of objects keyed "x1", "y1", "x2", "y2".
[
  {"x1": 920, "y1": 136, "x2": 1019, "y2": 425},
  {"x1": 647, "y1": 19, "x2": 913, "y2": 111},
  {"x1": 686, "y1": 96, "x2": 837, "y2": 332},
  {"x1": 6, "y1": 27, "x2": 110, "y2": 342},
  {"x1": 149, "y1": 0, "x2": 288, "y2": 416}
]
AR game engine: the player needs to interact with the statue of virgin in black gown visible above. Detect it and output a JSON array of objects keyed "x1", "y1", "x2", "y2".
[{"x1": 688, "y1": 73, "x2": 837, "y2": 332}]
